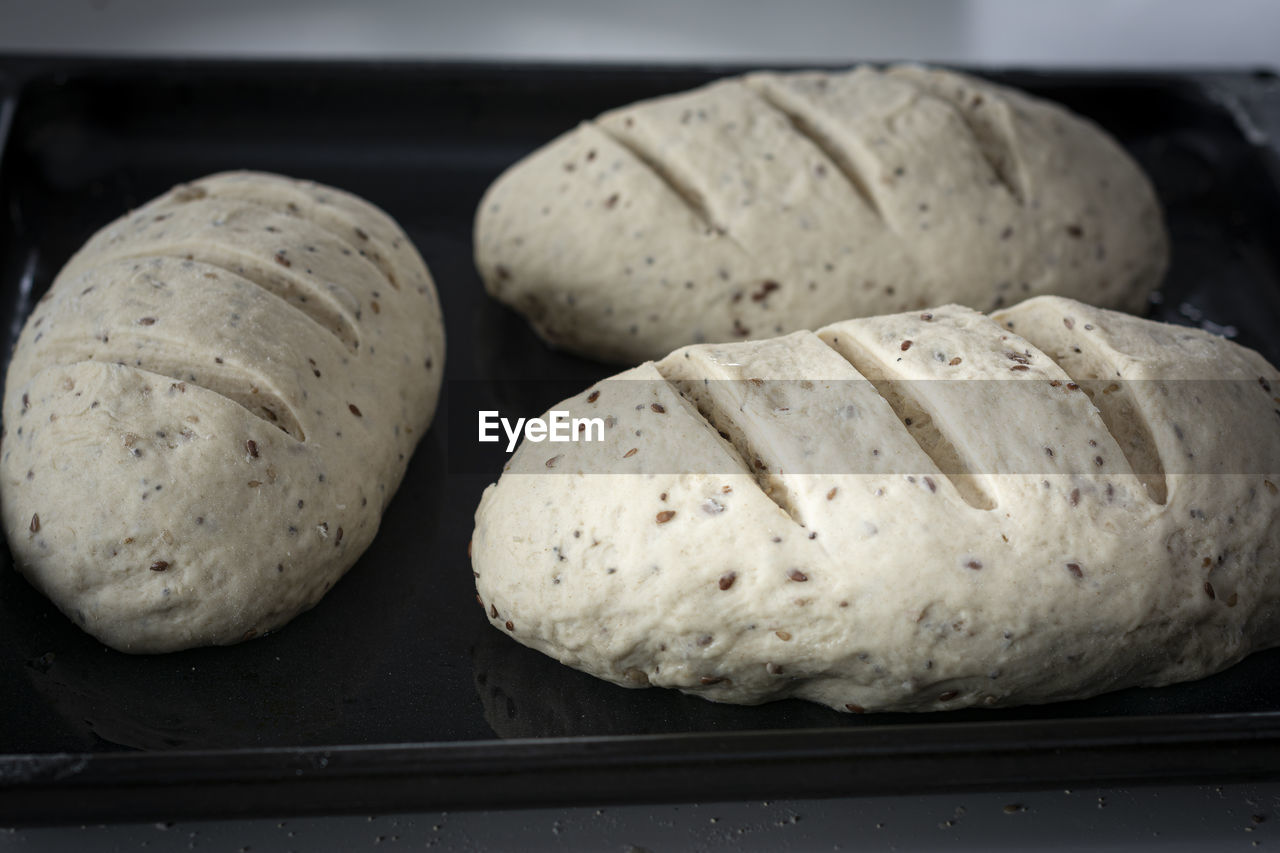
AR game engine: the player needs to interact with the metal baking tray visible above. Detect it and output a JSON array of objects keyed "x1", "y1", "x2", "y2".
[{"x1": 2, "y1": 56, "x2": 1280, "y2": 826}]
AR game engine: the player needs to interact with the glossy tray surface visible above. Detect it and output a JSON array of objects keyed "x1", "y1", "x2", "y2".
[{"x1": 1, "y1": 57, "x2": 1279, "y2": 824}]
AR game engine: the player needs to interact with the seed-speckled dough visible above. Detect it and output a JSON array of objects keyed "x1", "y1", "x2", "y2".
[
  {"x1": 471, "y1": 296, "x2": 1280, "y2": 712},
  {"x1": 476, "y1": 65, "x2": 1168, "y2": 364},
  {"x1": 1, "y1": 172, "x2": 445, "y2": 653}
]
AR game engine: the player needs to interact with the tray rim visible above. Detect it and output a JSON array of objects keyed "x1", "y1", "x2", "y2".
[
  {"x1": 5, "y1": 712, "x2": 1280, "y2": 826},
  {"x1": 0, "y1": 50, "x2": 1276, "y2": 84}
]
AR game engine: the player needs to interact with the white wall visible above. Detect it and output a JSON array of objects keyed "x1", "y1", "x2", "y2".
[{"x1": 0, "y1": 0, "x2": 1273, "y2": 69}]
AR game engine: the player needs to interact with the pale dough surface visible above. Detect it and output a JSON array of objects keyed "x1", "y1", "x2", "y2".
[
  {"x1": 472, "y1": 296, "x2": 1280, "y2": 712},
  {"x1": 475, "y1": 65, "x2": 1168, "y2": 363},
  {"x1": 1, "y1": 172, "x2": 444, "y2": 652}
]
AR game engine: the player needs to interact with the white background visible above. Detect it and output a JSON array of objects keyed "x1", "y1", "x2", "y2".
[{"x1": 0, "y1": 0, "x2": 1275, "y2": 70}]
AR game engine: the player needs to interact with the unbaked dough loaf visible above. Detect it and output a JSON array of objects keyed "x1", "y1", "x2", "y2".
[
  {"x1": 1, "y1": 172, "x2": 444, "y2": 653},
  {"x1": 471, "y1": 296, "x2": 1280, "y2": 712},
  {"x1": 475, "y1": 65, "x2": 1169, "y2": 364}
]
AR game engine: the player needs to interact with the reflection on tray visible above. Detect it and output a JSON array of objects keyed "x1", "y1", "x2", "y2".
[
  {"x1": 22, "y1": 643, "x2": 346, "y2": 751},
  {"x1": 473, "y1": 628, "x2": 871, "y2": 739},
  {"x1": 471, "y1": 625, "x2": 1280, "y2": 738}
]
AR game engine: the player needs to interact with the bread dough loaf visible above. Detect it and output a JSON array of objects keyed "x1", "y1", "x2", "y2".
[
  {"x1": 471, "y1": 296, "x2": 1280, "y2": 712},
  {"x1": 1, "y1": 172, "x2": 445, "y2": 652},
  {"x1": 475, "y1": 65, "x2": 1168, "y2": 364}
]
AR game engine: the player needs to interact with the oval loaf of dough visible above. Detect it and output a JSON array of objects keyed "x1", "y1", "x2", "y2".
[
  {"x1": 472, "y1": 296, "x2": 1280, "y2": 712},
  {"x1": 1, "y1": 172, "x2": 445, "y2": 653},
  {"x1": 476, "y1": 64, "x2": 1169, "y2": 364}
]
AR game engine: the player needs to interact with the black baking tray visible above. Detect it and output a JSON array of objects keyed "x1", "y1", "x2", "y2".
[{"x1": 2, "y1": 55, "x2": 1280, "y2": 826}]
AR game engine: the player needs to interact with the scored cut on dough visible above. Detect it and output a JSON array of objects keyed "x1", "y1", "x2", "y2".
[
  {"x1": 1, "y1": 172, "x2": 445, "y2": 653},
  {"x1": 475, "y1": 64, "x2": 1169, "y2": 364},
  {"x1": 471, "y1": 296, "x2": 1280, "y2": 713}
]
